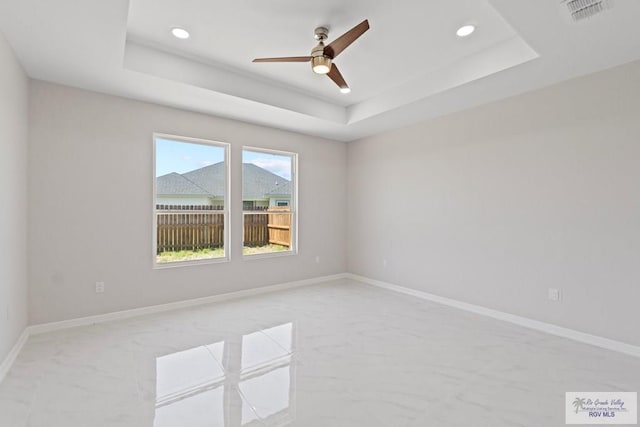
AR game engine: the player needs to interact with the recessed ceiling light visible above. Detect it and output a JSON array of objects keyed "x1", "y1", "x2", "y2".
[
  {"x1": 171, "y1": 27, "x2": 190, "y2": 39},
  {"x1": 456, "y1": 25, "x2": 475, "y2": 37},
  {"x1": 340, "y1": 87, "x2": 351, "y2": 94}
]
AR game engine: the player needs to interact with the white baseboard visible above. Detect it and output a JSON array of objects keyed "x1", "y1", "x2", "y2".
[
  {"x1": 28, "y1": 273, "x2": 348, "y2": 335},
  {"x1": 0, "y1": 273, "x2": 347, "y2": 384},
  {"x1": 0, "y1": 328, "x2": 29, "y2": 384},
  {"x1": 1, "y1": 273, "x2": 345, "y2": 384},
  {"x1": 346, "y1": 273, "x2": 640, "y2": 359},
  {"x1": 9, "y1": 270, "x2": 635, "y2": 385}
]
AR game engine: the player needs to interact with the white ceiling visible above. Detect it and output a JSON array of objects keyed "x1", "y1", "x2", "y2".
[
  {"x1": 2, "y1": 0, "x2": 640, "y2": 141},
  {"x1": 127, "y1": 0, "x2": 528, "y2": 105}
]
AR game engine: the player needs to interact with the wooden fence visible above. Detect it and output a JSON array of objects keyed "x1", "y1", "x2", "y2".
[
  {"x1": 156, "y1": 205, "x2": 224, "y2": 253},
  {"x1": 156, "y1": 205, "x2": 291, "y2": 253},
  {"x1": 243, "y1": 213, "x2": 268, "y2": 247},
  {"x1": 265, "y1": 207, "x2": 292, "y2": 247}
]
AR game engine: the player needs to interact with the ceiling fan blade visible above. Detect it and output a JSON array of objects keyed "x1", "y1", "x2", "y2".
[
  {"x1": 252, "y1": 56, "x2": 312, "y2": 63},
  {"x1": 327, "y1": 64, "x2": 349, "y2": 89},
  {"x1": 323, "y1": 19, "x2": 370, "y2": 59}
]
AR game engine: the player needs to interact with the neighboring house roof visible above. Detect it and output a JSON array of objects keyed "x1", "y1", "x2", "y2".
[
  {"x1": 156, "y1": 162, "x2": 291, "y2": 199},
  {"x1": 156, "y1": 172, "x2": 212, "y2": 196},
  {"x1": 265, "y1": 181, "x2": 291, "y2": 197},
  {"x1": 242, "y1": 163, "x2": 291, "y2": 200},
  {"x1": 182, "y1": 162, "x2": 226, "y2": 196}
]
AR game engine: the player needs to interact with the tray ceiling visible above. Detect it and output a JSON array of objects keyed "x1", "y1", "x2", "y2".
[{"x1": 2, "y1": 0, "x2": 640, "y2": 141}]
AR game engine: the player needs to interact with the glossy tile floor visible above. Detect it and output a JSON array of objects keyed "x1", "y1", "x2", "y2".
[{"x1": 1, "y1": 279, "x2": 639, "y2": 426}]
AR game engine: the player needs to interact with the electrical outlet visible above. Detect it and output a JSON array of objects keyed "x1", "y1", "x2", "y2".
[
  {"x1": 548, "y1": 288, "x2": 560, "y2": 302},
  {"x1": 315, "y1": 256, "x2": 320, "y2": 264},
  {"x1": 95, "y1": 282, "x2": 105, "y2": 293}
]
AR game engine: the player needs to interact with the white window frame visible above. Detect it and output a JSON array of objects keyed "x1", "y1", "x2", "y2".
[
  {"x1": 152, "y1": 133, "x2": 231, "y2": 268},
  {"x1": 242, "y1": 146, "x2": 298, "y2": 260}
]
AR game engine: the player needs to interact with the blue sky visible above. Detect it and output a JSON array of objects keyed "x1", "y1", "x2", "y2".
[
  {"x1": 156, "y1": 138, "x2": 292, "y2": 179},
  {"x1": 242, "y1": 150, "x2": 292, "y2": 180}
]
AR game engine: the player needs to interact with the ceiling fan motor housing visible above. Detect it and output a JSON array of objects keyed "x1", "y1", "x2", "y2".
[
  {"x1": 311, "y1": 43, "x2": 332, "y2": 74},
  {"x1": 314, "y1": 27, "x2": 329, "y2": 41}
]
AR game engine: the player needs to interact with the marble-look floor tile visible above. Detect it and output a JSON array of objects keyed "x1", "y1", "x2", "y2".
[{"x1": 1, "y1": 279, "x2": 639, "y2": 426}]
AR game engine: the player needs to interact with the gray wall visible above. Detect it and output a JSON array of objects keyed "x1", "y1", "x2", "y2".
[
  {"x1": 0, "y1": 32, "x2": 29, "y2": 362},
  {"x1": 348, "y1": 60, "x2": 640, "y2": 346},
  {"x1": 16, "y1": 46, "x2": 640, "y2": 349},
  {"x1": 28, "y1": 82, "x2": 347, "y2": 324}
]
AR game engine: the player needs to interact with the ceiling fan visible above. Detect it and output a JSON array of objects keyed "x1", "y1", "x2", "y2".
[{"x1": 252, "y1": 19, "x2": 370, "y2": 93}]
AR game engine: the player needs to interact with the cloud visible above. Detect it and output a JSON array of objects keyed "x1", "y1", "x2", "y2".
[{"x1": 249, "y1": 158, "x2": 291, "y2": 180}]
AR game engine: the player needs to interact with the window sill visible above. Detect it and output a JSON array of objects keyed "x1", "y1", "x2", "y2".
[
  {"x1": 153, "y1": 256, "x2": 230, "y2": 269},
  {"x1": 242, "y1": 250, "x2": 297, "y2": 261}
]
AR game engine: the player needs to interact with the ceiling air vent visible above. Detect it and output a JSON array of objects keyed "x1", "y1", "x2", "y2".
[{"x1": 562, "y1": 0, "x2": 613, "y2": 21}]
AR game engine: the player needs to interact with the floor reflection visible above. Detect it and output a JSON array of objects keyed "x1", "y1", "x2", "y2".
[{"x1": 153, "y1": 322, "x2": 295, "y2": 426}]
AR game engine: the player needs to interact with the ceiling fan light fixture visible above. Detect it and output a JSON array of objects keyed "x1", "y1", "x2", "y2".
[
  {"x1": 340, "y1": 87, "x2": 351, "y2": 94},
  {"x1": 171, "y1": 27, "x2": 190, "y2": 39},
  {"x1": 312, "y1": 56, "x2": 332, "y2": 74}
]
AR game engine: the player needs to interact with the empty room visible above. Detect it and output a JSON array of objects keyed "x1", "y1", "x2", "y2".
[{"x1": 1, "y1": 0, "x2": 639, "y2": 426}]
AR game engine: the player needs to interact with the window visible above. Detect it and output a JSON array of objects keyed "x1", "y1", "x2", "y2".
[
  {"x1": 154, "y1": 134, "x2": 229, "y2": 266},
  {"x1": 242, "y1": 148, "x2": 297, "y2": 257}
]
